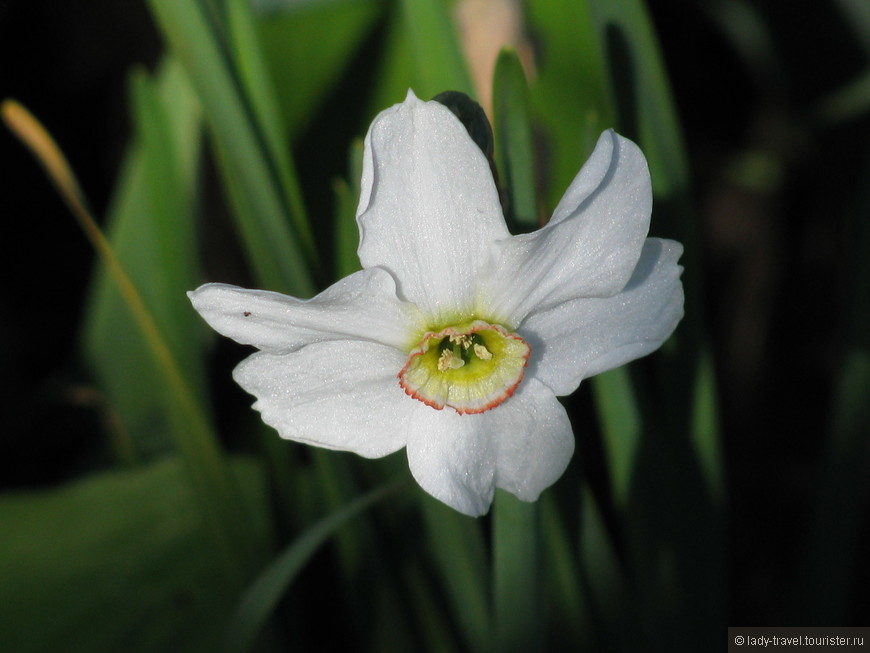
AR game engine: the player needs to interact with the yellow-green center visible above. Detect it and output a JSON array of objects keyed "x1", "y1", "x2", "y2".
[{"x1": 398, "y1": 320, "x2": 531, "y2": 414}]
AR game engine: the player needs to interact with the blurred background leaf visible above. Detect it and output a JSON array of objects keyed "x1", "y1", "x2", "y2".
[
  {"x1": 146, "y1": 0, "x2": 316, "y2": 295},
  {"x1": 0, "y1": 457, "x2": 270, "y2": 653},
  {"x1": 83, "y1": 59, "x2": 203, "y2": 460},
  {"x1": 259, "y1": 0, "x2": 384, "y2": 141}
]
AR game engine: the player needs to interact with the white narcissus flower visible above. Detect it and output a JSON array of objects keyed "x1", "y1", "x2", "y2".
[{"x1": 189, "y1": 90, "x2": 684, "y2": 517}]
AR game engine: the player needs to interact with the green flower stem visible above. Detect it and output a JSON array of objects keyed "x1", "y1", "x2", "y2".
[{"x1": 493, "y1": 490, "x2": 543, "y2": 653}]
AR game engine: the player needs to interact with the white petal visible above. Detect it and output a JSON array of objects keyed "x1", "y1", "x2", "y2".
[
  {"x1": 522, "y1": 238, "x2": 684, "y2": 396},
  {"x1": 405, "y1": 407, "x2": 498, "y2": 517},
  {"x1": 485, "y1": 130, "x2": 652, "y2": 325},
  {"x1": 356, "y1": 90, "x2": 509, "y2": 321},
  {"x1": 404, "y1": 377, "x2": 574, "y2": 516},
  {"x1": 491, "y1": 378, "x2": 575, "y2": 501},
  {"x1": 188, "y1": 267, "x2": 422, "y2": 352},
  {"x1": 233, "y1": 340, "x2": 415, "y2": 457}
]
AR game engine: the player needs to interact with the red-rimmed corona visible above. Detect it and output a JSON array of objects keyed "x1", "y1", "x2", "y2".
[{"x1": 398, "y1": 320, "x2": 531, "y2": 414}]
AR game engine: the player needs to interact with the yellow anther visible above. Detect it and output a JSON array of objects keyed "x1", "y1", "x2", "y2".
[
  {"x1": 473, "y1": 343, "x2": 492, "y2": 360},
  {"x1": 438, "y1": 348, "x2": 465, "y2": 371}
]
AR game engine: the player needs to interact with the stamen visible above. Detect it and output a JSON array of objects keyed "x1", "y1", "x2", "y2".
[
  {"x1": 438, "y1": 348, "x2": 465, "y2": 371},
  {"x1": 473, "y1": 343, "x2": 492, "y2": 360}
]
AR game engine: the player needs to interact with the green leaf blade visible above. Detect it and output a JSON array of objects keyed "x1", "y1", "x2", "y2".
[
  {"x1": 399, "y1": 0, "x2": 474, "y2": 99},
  {"x1": 83, "y1": 59, "x2": 204, "y2": 459},
  {"x1": 0, "y1": 457, "x2": 270, "y2": 653},
  {"x1": 146, "y1": 0, "x2": 316, "y2": 295},
  {"x1": 492, "y1": 48, "x2": 538, "y2": 232},
  {"x1": 223, "y1": 478, "x2": 404, "y2": 653},
  {"x1": 493, "y1": 491, "x2": 543, "y2": 653}
]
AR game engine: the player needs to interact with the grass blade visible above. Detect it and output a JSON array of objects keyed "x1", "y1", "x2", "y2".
[
  {"x1": 493, "y1": 491, "x2": 543, "y2": 653},
  {"x1": 420, "y1": 496, "x2": 491, "y2": 653},
  {"x1": 399, "y1": 0, "x2": 474, "y2": 99},
  {"x1": 525, "y1": 0, "x2": 614, "y2": 207},
  {"x1": 333, "y1": 139, "x2": 365, "y2": 278},
  {"x1": 223, "y1": 478, "x2": 405, "y2": 653},
  {"x1": 257, "y1": 0, "x2": 384, "y2": 140},
  {"x1": 590, "y1": 367, "x2": 641, "y2": 510},
  {"x1": 147, "y1": 0, "x2": 316, "y2": 295},
  {"x1": 539, "y1": 494, "x2": 586, "y2": 647},
  {"x1": 578, "y1": 484, "x2": 632, "y2": 651},
  {"x1": 492, "y1": 48, "x2": 538, "y2": 232}
]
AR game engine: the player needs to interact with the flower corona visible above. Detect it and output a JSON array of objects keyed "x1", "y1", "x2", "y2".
[{"x1": 398, "y1": 320, "x2": 531, "y2": 414}]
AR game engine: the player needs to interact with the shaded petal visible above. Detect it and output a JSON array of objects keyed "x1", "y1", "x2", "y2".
[
  {"x1": 523, "y1": 238, "x2": 684, "y2": 396},
  {"x1": 492, "y1": 378, "x2": 574, "y2": 501},
  {"x1": 188, "y1": 267, "x2": 422, "y2": 352},
  {"x1": 405, "y1": 377, "x2": 574, "y2": 515},
  {"x1": 484, "y1": 130, "x2": 652, "y2": 325},
  {"x1": 357, "y1": 90, "x2": 509, "y2": 321},
  {"x1": 405, "y1": 407, "x2": 498, "y2": 517},
  {"x1": 233, "y1": 340, "x2": 414, "y2": 458}
]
